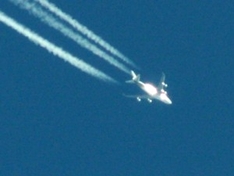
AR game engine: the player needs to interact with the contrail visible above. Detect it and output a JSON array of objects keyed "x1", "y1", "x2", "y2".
[
  {"x1": 0, "y1": 11, "x2": 117, "y2": 83},
  {"x1": 36, "y1": 0, "x2": 137, "y2": 68},
  {"x1": 10, "y1": 0, "x2": 131, "y2": 74}
]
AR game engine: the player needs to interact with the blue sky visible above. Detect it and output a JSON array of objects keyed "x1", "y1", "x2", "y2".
[{"x1": 1, "y1": 0, "x2": 234, "y2": 175}]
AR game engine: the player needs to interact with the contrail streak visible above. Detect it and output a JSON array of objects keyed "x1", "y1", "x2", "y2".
[
  {"x1": 36, "y1": 0, "x2": 137, "y2": 68},
  {"x1": 10, "y1": 0, "x2": 130, "y2": 74},
  {"x1": 0, "y1": 11, "x2": 117, "y2": 83}
]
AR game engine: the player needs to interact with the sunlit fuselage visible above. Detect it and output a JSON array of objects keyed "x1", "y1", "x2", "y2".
[{"x1": 136, "y1": 81, "x2": 172, "y2": 104}]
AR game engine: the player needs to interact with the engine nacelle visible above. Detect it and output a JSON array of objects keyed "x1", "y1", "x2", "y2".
[
  {"x1": 162, "y1": 82, "x2": 168, "y2": 87},
  {"x1": 161, "y1": 89, "x2": 167, "y2": 94},
  {"x1": 137, "y1": 97, "x2": 141, "y2": 102},
  {"x1": 147, "y1": 98, "x2": 152, "y2": 103}
]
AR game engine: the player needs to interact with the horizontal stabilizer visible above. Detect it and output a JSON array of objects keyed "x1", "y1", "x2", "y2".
[{"x1": 125, "y1": 70, "x2": 140, "y2": 83}]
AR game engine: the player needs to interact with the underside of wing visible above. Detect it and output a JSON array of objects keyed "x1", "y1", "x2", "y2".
[
  {"x1": 123, "y1": 94, "x2": 153, "y2": 102},
  {"x1": 158, "y1": 72, "x2": 167, "y2": 91},
  {"x1": 123, "y1": 94, "x2": 150, "y2": 99}
]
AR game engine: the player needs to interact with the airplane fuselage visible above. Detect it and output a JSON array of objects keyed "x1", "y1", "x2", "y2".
[
  {"x1": 125, "y1": 70, "x2": 172, "y2": 105},
  {"x1": 136, "y1": 81, "x2": 172, "y2": 104}
]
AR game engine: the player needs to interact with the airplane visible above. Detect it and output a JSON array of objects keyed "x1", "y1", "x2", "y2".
[{"x1": 124, "y1": 70, "x2": 172, "y2": 104}]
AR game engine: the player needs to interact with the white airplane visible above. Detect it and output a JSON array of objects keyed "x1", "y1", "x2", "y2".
[{"x1": 125, "y1": 70, "x2": 172, "y2": 104}]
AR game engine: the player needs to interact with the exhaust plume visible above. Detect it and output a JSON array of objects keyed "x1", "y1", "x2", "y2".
[
  {"x1": 0, "y1": 11, "x2": 118, "y2": 83},
  {"x1": 11, "y1": 0, "x2": 130, "y2": 74},
  {"x1": 36, "y1": 0, "x2": 137, "y2": 68}
]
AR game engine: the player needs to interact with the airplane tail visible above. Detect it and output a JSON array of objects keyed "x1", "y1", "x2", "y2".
[{"x1": 126, "y1": 70, "x2": 140, "y2": 83}]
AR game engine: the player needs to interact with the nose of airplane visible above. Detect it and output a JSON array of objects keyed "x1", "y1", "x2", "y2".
[
  {"x1": 164, "y1": 95, "x2": 172, "y2": 104},
  {"x1": 167, "y1": 98, "x2": 172, "y2": 104},
  {"x1": 160, "y1": 94, "x2": 172, "y2": 104}
]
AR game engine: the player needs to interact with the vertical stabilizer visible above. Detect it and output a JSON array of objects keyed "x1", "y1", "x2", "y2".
[{"x1": 126, "y1": 70, "x2": 140, "y2": 83}]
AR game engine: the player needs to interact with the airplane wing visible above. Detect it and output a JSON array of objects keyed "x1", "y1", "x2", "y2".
[
  {"x1": 123, "y1": 94, "x2": 153, "y2": 102},
  {"x1": 123, "y1": 94, "x2": 150, "y2": 99},
  {"x1": 157, "y1": 72, "x2": 167, "y2": 91}
]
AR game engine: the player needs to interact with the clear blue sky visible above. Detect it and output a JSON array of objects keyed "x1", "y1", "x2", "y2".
[{"x1": 1, "y1": 0, "x2": 234, "y2": 175}]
